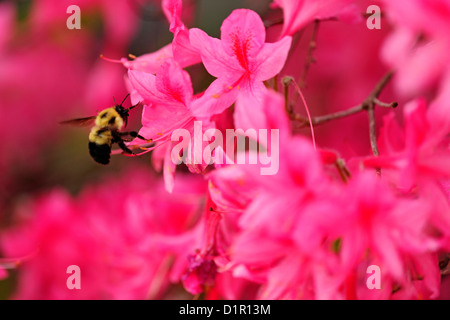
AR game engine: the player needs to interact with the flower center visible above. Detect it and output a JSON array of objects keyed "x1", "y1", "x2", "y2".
[{"x1": 230, "y1": 31, "x2": 252, "y2": 71}]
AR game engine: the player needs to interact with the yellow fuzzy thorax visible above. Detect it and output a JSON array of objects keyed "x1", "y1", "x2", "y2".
[{"x1": 95, "y1": 107, "x2": 124, "y2": 130}]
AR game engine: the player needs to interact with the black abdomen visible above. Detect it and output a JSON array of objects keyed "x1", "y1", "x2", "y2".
[{"x1": 89, "y1": 142, "x2": 111, "y2": 164}]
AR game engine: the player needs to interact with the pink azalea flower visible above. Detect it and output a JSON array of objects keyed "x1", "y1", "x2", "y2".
[
  {"x1": 79, "y1": 169, "x2": 208, "y2": 299},
  {"x1": 1, "y1": 168, "x2": 207, "y2": 299},
  {"x1": 162, "y1": 0, "x2": 184, "y2": 31},
  {"x1": 120, "y1": 0, "x2": 200, "y2": 74},
  {"x1": 122, "y1": 41, "x2": 200, "y2": 76},
  {"x1": 162, "y1": 0, "x2": 201, "y2": 68},
  {"x1": 390, "y1": 253, "x2": 441, "y2": 300},
  {"x1": 207, "y1": 87, "x2": 445, "y2": 299},
  {"x1": 180, "y1": 208, "x2": 223, "y2": 295},
  {"x1": 272, "y1": 0, "x2": 361, "y2": 38},
  {"x1": 380, "y1": 0, "x2": 450, "y2": 97},
  {"x1": 428, "y1": 70, "x2": 450, "y2": 140},
  {"x1": 181, "y1": 251, "x2": 217, "y2": 295},
  {"x1": 1, "y1": 190, "x2": 105, "y2": 299},
  {"x1": 162, "y1": 0, "x2": 196, "y2": 31},
  {"x1": 206, "y1": 270, "x2": 261, "y2": 300},
  {"x1": 127, "y1": 58, "x2": 214, "y2": 192},
  {"x1": 121, "y1": 44, "x2": 174, "y2": 74},
  {"x1": 233, "y1": 86, "x2": 291, "y2": 140},
  {"x1": 331, "y1": 172, "x2": 440, "y2": 298},
  {"x1": 189, "y1": 9, "x2": 292, "y2": 120},
  {"x1": 364, "y1": 98, "x2": 450, "y2": 192},
  {"x1": 212, "y1": 157, "x2": 442, "y2": 299},
  {"x1": 208, "y1": 165, "x2": 256, "y2": 215},
  {"x1": 4, "y1": 0, "x2": 450, "y2": 301},
  {"x1": 206, "y1": 90, "x2": 343, "y2": 299},
  {"x1": 215, "y1": 136, "x2": 346, "y2": 299},
  {"x1": 364, "y1": 98, "x2": 450, "y2": 246}
]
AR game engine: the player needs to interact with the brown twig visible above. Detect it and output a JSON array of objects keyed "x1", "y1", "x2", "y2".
[
  {"x1": 361, "y1": 71, "x2": 394, "y2": 160},
  {"x1": 296, "y1": 71, "x2": 395, "y2": 125},
  {"x1": 294, "y1": 71, "x2": 397, "y2": 168},
  {"x1": 300, "y1": 20, "x2": 320, "y2": 88},
  {"x1": 335, "y1": 158, "x2": 352, "y2": 183},
  {"x1": 298, "y1": 104, "x2": 365, "y2": 126},
  {"x1": 367, "y1": 107, "x2": 379, "y2": 156}
]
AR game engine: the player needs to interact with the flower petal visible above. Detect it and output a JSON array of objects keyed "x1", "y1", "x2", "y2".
[
  {"x1": 154, "y1": 59, "x2": 193, "y2": 105},
  {"x1": 163, "y1": 143, "x2": 176, "y2": 193},
  {"x1": 128, "y1": 59, "x2": 193, "y2": 114},
  {"x1": 253, "y1": 36, "x2": 292, "y2": 81},
  {"x1": 138, "y1": 102, "x2": 192, "y2": 144},
  {"x1": 276, "y1": 0, "x2": 358, "y2": 37},
  {"x1": 190, "y1": 28, "x2": 242, "y2": 78},
  {"x1": 172, "y1": 28, "x2": 202, "y2": 68},
  {"x1": 233, "y1": 83, "x2": 267, "y2": 135},
  {"x1": 189, "y1": 78, "x2": 240, "y2": 119},
  {"x1": 128, "y1": 69, "x2": 159, "y2": 104},
  {"x1": 220, "y1": 9, "x2": 266, "y2": 70},
  {"x1": 162, "y1": 0, "x2": 184, "y2": 33},
  {"x1": 123, "y1": 44, "x2": 173, "y2": 73}
]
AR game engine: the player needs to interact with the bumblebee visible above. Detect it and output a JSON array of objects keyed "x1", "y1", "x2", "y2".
[{"x1": 61, "y1": 95, "x2": 150, "y2": 164}]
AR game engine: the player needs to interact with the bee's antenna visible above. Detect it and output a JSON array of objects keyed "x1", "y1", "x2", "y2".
[
  {"x1": 113, "y1": 94, "x2": 130, "y2": 107},
  {"x1": 127, "y1": 101, "x2": 141, "y2": 111},
  {"x1": 119, "y1": 94, "x2": 130, "y2": 107}
]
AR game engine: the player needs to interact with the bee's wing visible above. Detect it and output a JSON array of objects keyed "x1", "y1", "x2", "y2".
[{"x1": 59, "y1": 116, "x2": 97, "y2": 127}]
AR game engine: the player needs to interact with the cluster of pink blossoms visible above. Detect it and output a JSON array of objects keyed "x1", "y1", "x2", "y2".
[
  {"x1": 2, "y1": 168, "x2": 208, "y2": 299},
  {"x1": 1, "y1": 0, "x2": 450, "y2": 300}
]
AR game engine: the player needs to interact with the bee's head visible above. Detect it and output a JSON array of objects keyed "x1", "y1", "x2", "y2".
[
  {"x1": 114, "y1": 104, "x2": 129, "y2": 119},
  {"x1": 113, "y1": 94, "x2": 140, "y2": 127}
]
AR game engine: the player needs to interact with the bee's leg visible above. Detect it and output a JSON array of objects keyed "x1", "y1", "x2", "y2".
[
  {"x1": 112, "y1": 131, "x2": 133, "y2": 154},
  {"x1": 119, "y1": 131, "x2": 152, "y2": 142},
  {"x1": 117, "y1": 139, "x2": 133, "y2": 154},
  {"x1": 120, "y1": 138, "x2": 134, "y2": 142}
]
